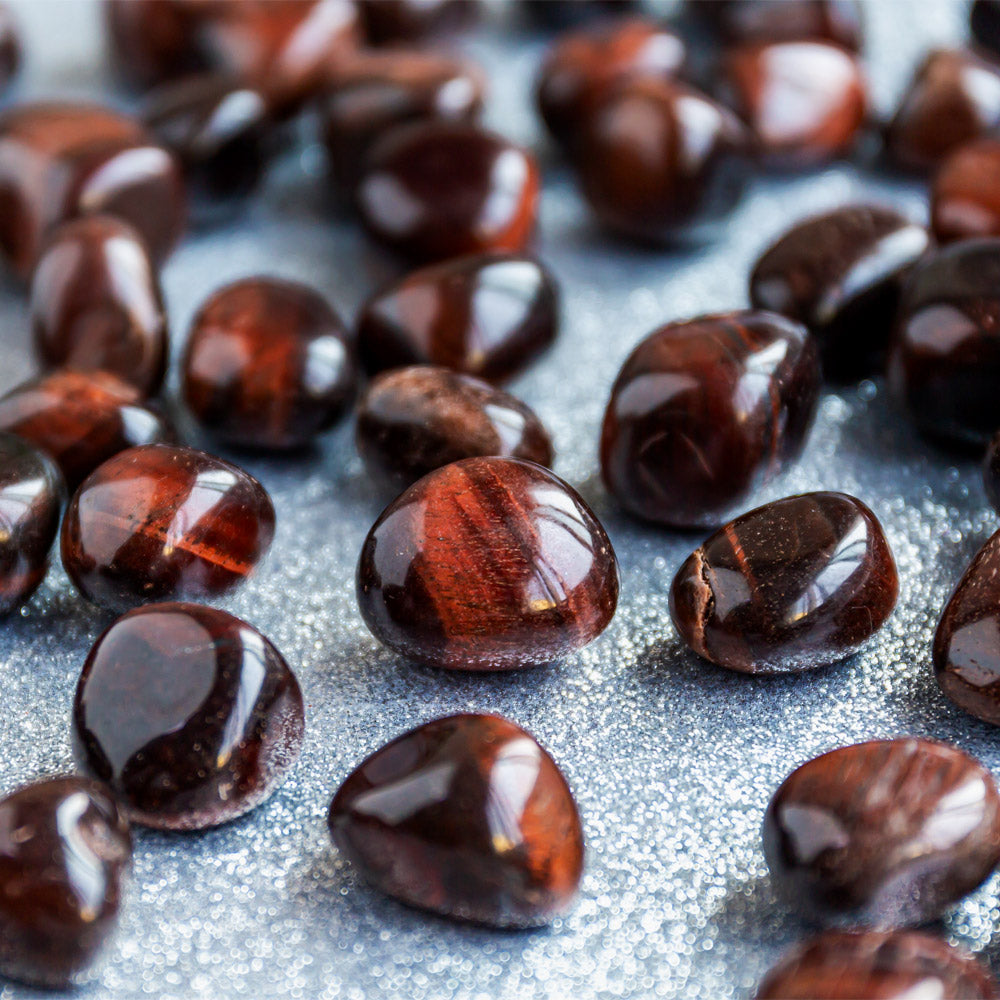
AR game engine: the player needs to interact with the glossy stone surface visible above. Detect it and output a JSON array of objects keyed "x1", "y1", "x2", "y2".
[
  {"x1": 0, "y1": 370, "x2": 171, "y2": 490},
  {"x1": 356, "y1": 365, "x2": 554, "y2": 491},
  {"x1": 357, "y1": 0, "x2": 476, "y2": 43},
  {"x1": 74, "y1": 602, "x2": 305, "y2": 831},
  {"x1": 720, "y1": 40, "x2": 867, "y2": 168},
  {"x1": 0, "y1": 102, "x2": 185, "y2": 277},
  {"x1": 0, "y1": 3, "x2": 20, "y2": 94},
  {"x1": 887, "y1": 238, "x2": 1000, "y2": 449},
  {"x1": 670, "y1": 493, "x2": 898, "y2": 674},
  {"x1": 321, "y1": 50, "x2": 484, "y2": 192},
  {"x1": 356, "y1": 253, "x2": 558, "y2": 382},
  {"x1": 763, "y1": 738, "x2": 1000, "y2": 926},
  {"x1": 357, "y1": 121, "x2": 540, "y2": 262},
  {"x1": 30, "y1": 215, "x2": 168, "y2": 397},
  {"x1": 328, "y1": 713, "x2": 584, "y2": 926},
  {"x1": 535, "y1": 18, "x2": 686, "y2": 151},
  {"x1": 61, "y1": 444, "x2": 275, "y2": 611},
  {"x1": 931, "y1": 139, "x2": 1000, "y2": 243},
  {"x1": 884, "y1": 49, "x2": 1000, "y2": 173},
  {"x1": 182, "y1": 277, "x2": 356, "y2": 450},
  {"x1": 578, "y1": 78, "x2": 749, "y2": 243},
  {"x1": 357, "y1": 456, "x2": 618, "y2": 671},
  {"x1": 691, "y1": 0, "x2": 862, "y2": 50},
  {"x1": 756, "y1": 931, "x2": 999, "y2": 1000},
  {"x1": 0, "y1": 776, "x2": 131, "y2": 989},
  {"x1": 0, "y1": 433, "x2": 63, "y2": 616},
  {"x1": 749, "y1": 205, "x2": 931, "y2": 380},
  {"x1": 972, "y1": 0, "x2": 1000, "y2": 59},
  {"x1": 600, "y1": 311, "x2": 821, "y2": 528}
]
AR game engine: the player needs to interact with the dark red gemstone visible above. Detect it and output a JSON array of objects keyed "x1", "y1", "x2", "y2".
[
  {"x1": 321, "y1": 50, "x2": 484, "y2": 192},
  {"x1": 356, "y1": 252, "x2": 558, "y2": 382},
  {"x1": 720, "y1": 40, "x2": 867, "y2": 168},
  {"x1": 690, "y1": 0, "x2": 862, "y2": 50},
  {"x1": 356, "y1": 365, "x2": 554, "y2": 491},
  {"x1": 749, "y1": 205, "x2": 930, "y2": 380},
  {"x1": 73, "y1": 602, "x2": 305, "y2": 830},
  {"x1": 973, "y1": 1, "x2": 1000, "y2": 59},
  {"x1": 535, "y1": 17, "x2": 686, "y2": 152},
  {"x1": 357, "y1": 0, "x2": 476, "y2": 43},
  {"x1": 577, "y1": 78, "x2": 749, "y2": 242},
  {"x1": 357, "y1": 121, "x2": 540, "y2": 262},
  {"x1": 0, "y1": 433, "x2": 63, "y2": 615},
  {"x1": 61, "y1": 443, "x2": 276, "y2": 611},
  {"x1": 30, "y1": 215, "x2": 168, "y2": 397},
  {"x1": 756, "y1": 931, "x2": 999, "y2": 1000},
  {"x1": 931, "y1": 139, "x2": 1000, "y2": 243},
  {"x1": 0, "y1": 370, "x2": 171, "y2": 490},
  {"x1": 328, "y1": 713, "x2": 584, "y2": 926},
  {"x1": 763, "y1": 738, "x2": 1000, "y2": 926},
  {"x1": 0, "y1": 102, "x2": 185, "y2": 277},
  {"x1": 181, "y1": 277, "x2": 356, "y2": 450},
  {"x1": 885, "y1": 49, "x2": 1000, "y2": 174},
  {"x1": 670, "y1": 492, "x2": 898, "y2": 674},
  {"x1": 600, "y1": 311, "x2": 820, "y2": 528},
  {"x1": 357, "y1": 456, "x2": 618, "y2": 671},
  {"x1": 0, "y1": 3, "x2": 20, "y2": 93},
  {"x1": 0, "y1": 776, "x2": 131, "y2": 989},
  {"x1": 887, "y1": 238, "x2": 1000, "y2": 449}
]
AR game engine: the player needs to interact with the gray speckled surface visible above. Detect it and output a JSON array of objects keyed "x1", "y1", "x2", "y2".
[{"x1": 0, "y1": 1, "x2": 991, "y2": 998}]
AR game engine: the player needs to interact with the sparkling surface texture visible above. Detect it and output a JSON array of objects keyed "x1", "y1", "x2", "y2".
[{"x1": 0, "y1": 2, "x2": 990, "y2": 998}]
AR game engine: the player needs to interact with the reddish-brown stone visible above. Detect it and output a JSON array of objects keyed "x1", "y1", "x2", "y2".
[
  {"x1": 357, "y1": 456, "x2": 618, "y2": 671},
  {"x1": 356, "y1": 365, "x2": 554, "y2": 490},
  {"x1": 0, "y1": 370, "x2": 171, "y2": 490},
  {"x1": 357, "y1": 0, "x2": 476, "y2": 43},
  {"x1": 600, "y1": 311, "x2": 821, "y2": 528},
  {"x1": 357, "y1": 121, "x2": 540, "y2": 262},
  {"x1": 0, "y1": 776, "x2": 131, "y2": 989},
  {"x1": 756, "y1": 931, "x2": 999, "y2": 999},
  {"x1": 0, "y1": 3, "x2": 20, "y2": 94},
  {"x1": 763, "y1": 738, "x2": 1000, "y2": 926},
  {"x1": 329, "y1": 713, "x2": 584, "y2": 926},
  {"x1": 932, "y1": 139, "x2": 1000, "y2": 243},
  {"x1": 720, "y1": 40, "x2": 867, "y2": 168},
  {"x1": 182, "y1": 277, "x2": 356, "y2": 450},
  {"x1": 691, "y1": 0, "x2": 863, "y2": 50},
  {"x1": 61, "y1": 443, "x2": 275, "y2": 611},
  {"x1": 356, "y1": 252, "x2": 558, "y2": 382},
  {"x1": 0, "y1": 433, "x2": 63, "y2": 615},
  {"x1": 74, "y1": 602, "x2": 305, "y2": 830},
  {"x1": 670, "y1": 493, "x2": 898, "y2": 674},
  {"x1": 30, "y1": 215, "x2": 168, "y2": 397}
]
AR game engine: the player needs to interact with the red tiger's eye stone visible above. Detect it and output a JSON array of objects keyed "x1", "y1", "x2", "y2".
[
  {"x1": 30, "y1": 215, "x2": 168, "y2": 397},
  {"x1": 61, "y1": 443, "x2": 276, "y2": 611},
  {"x1": 329, "y1": 713, "x2": 584, "y2": 926},
  {"x1": 763, "y1": 738, "x2": 1000, "y2": 926},
  {"x1": 600, "y1": 311, "x2": 820, "y2": 528},
  {"x1": 357, "y1": 121, "x2": 540, "y2": 262},
  {"x1": 357, "y1": 456, "x2": 618, "y2": 671},
  {"x1": 691, "y1": 0, "x2": 863, "y2": 50},
  {"x1": 357, "y1": 0, "x2": 476, "y2": 44},
  {"x1": 73, "y1": 602, "x2": 305, "y2": 830},
  {"x1": 182, "y1": 276, "x2": 356, "y2": 450},
  {"x1": 0, "y1": 776, "x2": 131, "y2": 989},
  {"x1": 931, "y1": 139, "x2": 1000, "y2": 243}
]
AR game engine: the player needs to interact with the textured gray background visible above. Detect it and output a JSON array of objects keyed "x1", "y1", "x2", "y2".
[{"x1": 0, "y1": 1, "x2": 989, "y2": 997}]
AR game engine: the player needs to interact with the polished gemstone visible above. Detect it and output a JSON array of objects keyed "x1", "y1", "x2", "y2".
[
  {"x1": 720, "y1": 40, "x2": 867, "y2": 168},
  {"x1": 357, "y1": 0, "x2": 476, "y2": 43},
  {"x1": 535, "y1": 17, "x2": 686, "y2": 152},
  {"x1": 30, "y1": 215, "x2": 168, "y2": 396},
  {"x1": 756, "y1": 931, "x2": 999, "y2": 1000},
  {"x1": 577, "y1": 78, "x2": 749, "y2": 243},
  {"x1": 670, "y1": 493, "x2": 898, "y2": 674},
  {"x1": 356, "y1": 252, "x2": 557, "y2": 382},
  {"x1": 887, "y1": 238, "x2": 1000, "y2": 448},
  {"x1": 0, "y1": 370, "x2": 171, "y2": 489},
  {"x1": 357, "y1": 456, "x2": 618, "y2": 671},
  {"x1": 328, "y1": 713, "x2": 584, "y2": 926},
  {"x1": 749, "y1": 205, "x2": 931, "y2": 379},
  {"x1": 763, "y1": 738, "x2": 1000, "y2": 925},
  {"x1": 61, "y1": 443, "x2": 275, "y2": 611},
  {"x1": 0, "y1": 3, "x2": 20, "y2": 93},
  {"x1": 931, "y1": 139, "x2": 1000, "y2": 243},
  {"x1": 356, "y1": 365, "x2": 554, "y2": 490},
  {"x1": 972, "y1": 0, "x2": 1000, "y2": 58},
  {"x1": 690, "y1": 0, "x2": 862, "y2": 49},
  {"x1": 600, "y1": 311, "x2": 820, "y2": 528},
  {"x1": 884, "y1": 49, "x2": 1000, "y2": 173},
  {"x1": 74, "y1": 602, "x2": 305, "y2": 830},
  {"x1": 0, "y1": 776, "x2": 131, "y2": 989},
  {"x1": 357, "y1": 121, "x2": 540, "y2": 262},
  {"x1": 182, "y1": 276, "x2": 356, "y2": 450},
  {"x1": 0, "y1": 433, "x2": 63, "y2": 615}
]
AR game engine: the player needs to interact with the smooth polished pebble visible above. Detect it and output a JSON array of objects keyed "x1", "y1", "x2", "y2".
[
  {"x1": 690, "y1": 0, "x2": 863, "y2": 50},
  {"x1": 931, "y1": 139, "x2": 1000, "y2": 243}
]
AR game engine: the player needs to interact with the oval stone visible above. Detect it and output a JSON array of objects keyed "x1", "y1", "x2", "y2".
[{"x1": 932, "y1": 139, "x2": 1000, "y2": 244}]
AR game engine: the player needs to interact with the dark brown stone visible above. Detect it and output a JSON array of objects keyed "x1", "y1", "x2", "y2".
[
  {"x1": 691, "y1": 0, "x2": 862, "y2": 50},
  {"x1": 0, "y1": 3, "x2": 20, "y2": 94},
  {"x1": 931, "y1": 139, "x2": 1000, "y2": 243},
  {"x1": 357, "y1": 0, "x2": 476, "y2": 44}
]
